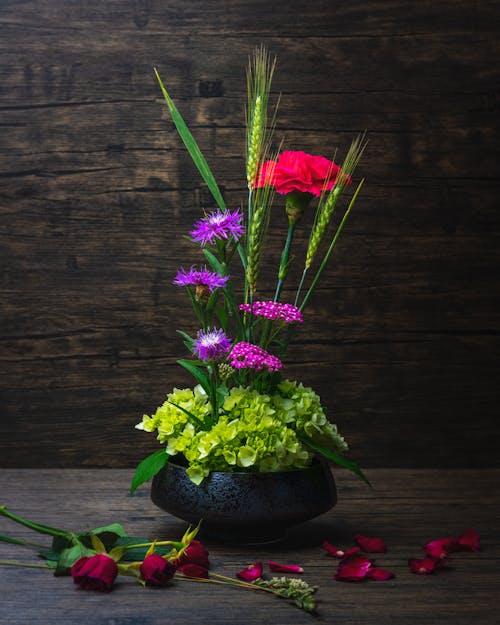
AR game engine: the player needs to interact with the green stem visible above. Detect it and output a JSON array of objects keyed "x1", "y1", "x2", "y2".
[
  {"x1": 0, "y1": 560, "x2": 50, "y2": 569},
  {"x1": 294, "y1": 268, "x2": 307, "y2": 306},
  {"x1": 0, "y1": 506, "x2": 70, "y2": 539},
  {"x1": 299, "y1": 179, "x2": 364, "y2": 313},
  {"x1": 274, "y1": 222, "x2": 295, "y2": 302},
  {"x1": 122, "y1": 540, "x2": 183, "y2": 551},
  {"x1": 0, "y1": 535, "x2": 48, "y2": 549}
]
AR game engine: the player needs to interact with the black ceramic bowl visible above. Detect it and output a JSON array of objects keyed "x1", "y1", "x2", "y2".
[{"x1": 151, "y1": 458, "x2": 337, "y2": 544}]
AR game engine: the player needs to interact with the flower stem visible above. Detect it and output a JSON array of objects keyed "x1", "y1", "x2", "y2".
[
  {"x1": 274, "y1": 222, "x2": 295, "y2": 302},
  {"x1": 0, "y1": 505, "x2": 70, "y2": 539},
  {"x1": 0, "y1": 560, "x2": 50, "y2": 569}
]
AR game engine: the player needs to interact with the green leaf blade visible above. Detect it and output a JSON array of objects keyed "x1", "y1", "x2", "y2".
[
  {"x1": 155, "y1": 69, "x2": 226, "y2": 210},
  {"x1": 130, "y1": 449, "x2": 168, "y2": 495}
]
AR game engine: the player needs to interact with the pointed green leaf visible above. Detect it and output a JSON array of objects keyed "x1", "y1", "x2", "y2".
[
  {"x1": 203, "y1": 248, "x2": 226, "y2": 275},
  {"x1": 155, "y1": 69, "x2": 226, "y2": 210},
  {"x1": 177, "y1": 330, "x2": 195, "y2": 352},
  {"x1": 130, "y1": 449, "x2": 168, "y2": 494},
  {"x1": 298, "y1": 434, "x2": 371, "y2": 486},
  {"x1": 177, "y1": 359, "x2": 211, "y2": 395},
  {"x1": 55, "y1": 542, "x2": 94, "y2": 576}
]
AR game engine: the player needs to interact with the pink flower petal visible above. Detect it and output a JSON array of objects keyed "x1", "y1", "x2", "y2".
[
  {"x1": 458, "y1": 528, "x2": 480, "y2": 552},
  {"x1": 366, "y1": 567, "x2": 395, "y2": 581},
  {"x1": 408, "y1": 557, "x2": 442, "y2": 575},
  {"x1": 334, "y1": 553, "x2": 372, "y2": 582},
  {"x1": 355, "y1": 534, "x2": 387, "y2": 553},
  {"x1": 322, "y1": 540, "x2": 361, "y2": 558},
  {"x1": 425, "y1": 537, "x2": 460, "y2": 559},
  {"x1": 268, "y1": 561, "x2": 303, "y2": 574},
  {"x1": 236, "y1": 562, "x2": 263, "y2": 582}
]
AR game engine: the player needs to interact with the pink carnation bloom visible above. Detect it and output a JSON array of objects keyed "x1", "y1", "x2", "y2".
[
  {"x1": 256, "y1": 150, "x2": 344, "y2": 197},
  {"x1": 190, "y1": 208, "x2": 244, "y2": 246},
  {"x1": 228, "y1": 342, "x2": 283, "y2": 372},
  {"x1": 239, "y1": 301, "x2": 303, "y2": 324}
]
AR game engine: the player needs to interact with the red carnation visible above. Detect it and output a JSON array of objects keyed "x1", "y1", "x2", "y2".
[
  {"x1": 257, "y1": 151, "x2": 342, "y2": 197},
  {"x1": 140, "y1": 554, "x2": 176, "y2": 586},
  {"x1": 71, "y1": 554, "x2": 118, "y2": 592}
]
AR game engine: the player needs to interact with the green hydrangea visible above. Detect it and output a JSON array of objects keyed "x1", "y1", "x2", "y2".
[{"x1": 136, "y1": 381, "x2": 348, "y2": 484}]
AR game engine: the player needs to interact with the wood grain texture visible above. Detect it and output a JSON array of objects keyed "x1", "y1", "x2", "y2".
[
  {"x1": 0, "y1": 0, "x2": 499, "y2": 467},
  {"x1": 0, "y1": 468, "x2": 498, "y2": 625}
]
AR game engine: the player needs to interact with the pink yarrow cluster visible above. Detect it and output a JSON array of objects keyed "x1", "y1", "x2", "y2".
[
  {"x1": 228, "y1": 342, "x2": 283, "y2": 372},
  {"x1": 239, "y1": 300, "x2": 303, "y2": 324}
]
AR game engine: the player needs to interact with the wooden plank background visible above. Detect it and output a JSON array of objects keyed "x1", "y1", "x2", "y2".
[{"x1": 0, "y1": 0, "x2": 499, "y2": 468}]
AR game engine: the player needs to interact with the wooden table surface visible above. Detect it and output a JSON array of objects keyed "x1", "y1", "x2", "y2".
[{"x1": 0, "y1": 468, "x2": 497, "y2": 625}]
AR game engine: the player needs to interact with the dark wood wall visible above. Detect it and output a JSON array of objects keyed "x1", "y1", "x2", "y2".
[{"x1": 1, "y1": 1, "x2": 499, "y2": 468}]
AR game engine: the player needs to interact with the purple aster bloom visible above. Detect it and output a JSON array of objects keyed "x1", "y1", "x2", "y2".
[
  {"x1": 193, "y1": 328, "x2": 232, "y2": 361},
  {"x1": 190, "y1": 209, "x2": 244, "y2": 246},
  {"x1": 173, "y1": 266, "x2": 229, "y2": 292},
  {"x1": 228, "y1": 342, "x2": 283, "y2": 373},
  {"x1": 239, "y1": 301, "x2": 303, "y2": 324}
]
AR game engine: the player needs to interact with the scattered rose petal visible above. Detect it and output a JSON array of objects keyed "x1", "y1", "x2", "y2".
[
  {"x1": 355, "y1": 534, "x2": 387, "y2": 553},
  {"x1": 458, "y1": 528, "x2": 480, "y2": 552},
  {"x1": 334, "y1": 553, "x2": 372, "y2": 582},
  {"x1": 268, "y1": 561, "x2": 303, "y2": 574},
  {"x1": 322, "y1": 540, "x2": 360, "y2": 558},
  {"x1": 366, "y1": 567, "x2": 395, "y2": 581},
  {"x1": 236, "y1": 562, "x2": 263, "y2": 582},
  {"x1": 178, "y1": 563, "x2": 209, "y2": 579},
  {"x1": 425, "y1": 538, "x2": 459, "y2": 559},
  {"x1": 408, "y1": 557, "x2": 443, "y2": 575}
]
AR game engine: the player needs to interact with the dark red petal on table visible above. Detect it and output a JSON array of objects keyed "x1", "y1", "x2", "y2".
[
  {"x1": 355, "y1": 534, "x2": 387, "y2": 553},
  {"x1": 178, "y1": 563, "x2": 209, "y2": 579},
  {"x1": 268, "y1": 561, "x2": 303, "y2": 574},
  {"x1": 425, "y1": 538, "x2": 460, "y2": 559},
  {"x1": 458, "y1": 528, "x2": 480, "y2": 551},
  {"x1": 322, "y1": 540, "x2": 360, "y2": 558},
  {"x1": 408, "y1": 556, "x2": 442, "y2": 575},
  {"x1": 366, "y1": 567, "x2": 395, "y2": 581},
  {"x1": 334, "y1": 553, "x2": 372, "y2": 582},
  {"x1": 236, "y1": 562, "x2": 263, "y2": 582}
]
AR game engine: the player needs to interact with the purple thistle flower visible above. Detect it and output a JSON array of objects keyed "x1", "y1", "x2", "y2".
[
  {"x1": 190, "y1": 209, "x2": 244, "y2": 247},
  {"x1": 193, "y1": 328, "x2": 232, "y2": 361},
  {"x1": 174, "y1": 266, "x2": 229, "y2": 292},
  {"x1": 239, "y1": 301, "x2": 303, "y2": 324},
  {"x1": 228, "y1": 342, "x2": 283, "y2": 373}
]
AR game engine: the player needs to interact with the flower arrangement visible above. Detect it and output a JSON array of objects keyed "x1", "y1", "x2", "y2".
[{"x1": 132, "y1": 47, "x2": 368, "y2": 492}]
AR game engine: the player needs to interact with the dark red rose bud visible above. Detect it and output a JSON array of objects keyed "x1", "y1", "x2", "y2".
[
  {"x1": 175, "y1": 540, "x2": 209, "y2": 568},
  {"x1": 178, "y1": 563, "x2": 209, "y2": 579},
  {"x1": 71, "y1": 554, "x2": 118, "y2": 592},
  {"x1": 140, "y1": 554, "x2": 177, "y2": 586}
]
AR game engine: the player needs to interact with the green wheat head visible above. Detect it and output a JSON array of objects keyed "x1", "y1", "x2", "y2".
[
  {"x1": 246, "y1": 46, "x2": 277, "y2": 189},
  {"x1": 305, "y1": 134, "x2": 367, "y2": 269}
]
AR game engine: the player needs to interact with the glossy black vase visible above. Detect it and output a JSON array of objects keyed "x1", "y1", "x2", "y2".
[{"x1": 151, "y1": 458, "x2": 337, "y2": 544}]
